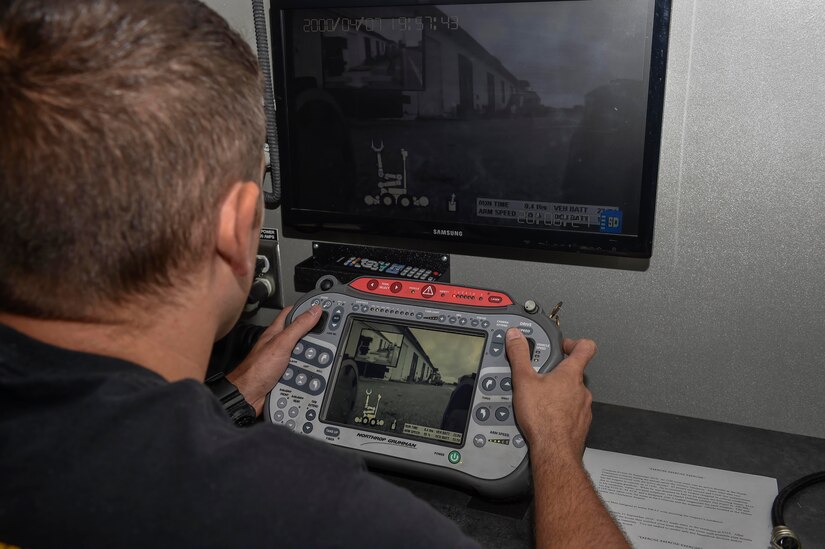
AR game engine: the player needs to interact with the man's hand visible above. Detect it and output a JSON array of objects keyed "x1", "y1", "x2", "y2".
[
  {"x1": 505, "y1": 328, "x2": 630, "y2": 548},
  {"x1": 226, "y1": 305, "x2": 322, "y2": 415},
  {"x1": 505, "y1": 328, "x2": 595, "y2": 462}
]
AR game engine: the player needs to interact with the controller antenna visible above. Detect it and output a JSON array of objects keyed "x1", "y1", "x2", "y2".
[{"x1": 548, "y1": 302, "x2": 563, "y2": 327}]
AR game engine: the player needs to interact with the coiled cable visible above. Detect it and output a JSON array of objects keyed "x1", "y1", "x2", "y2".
[
  {"x1": 770, "y1": 471, "x2": 825, "y2": 549},
  {"x1": 252, "y1": 0, "x2": 281, "y2": 209}
]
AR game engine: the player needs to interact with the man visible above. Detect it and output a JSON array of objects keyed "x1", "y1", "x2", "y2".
[{"x1": 0, "y1": 1, "x2": 629, "y2": 547}]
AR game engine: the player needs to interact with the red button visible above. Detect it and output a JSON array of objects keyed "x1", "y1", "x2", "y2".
[
  {"x1": 421, "y1": 284, "x2": 436, "y2": 298},
  {"x1": 488, "y1": 295, "x2": 503, "y2": 304},
  {"x1": 390, "y1": 282, "x2": 403, "y2": 293},
  {"x1": 366, "y1": 279, "x2": 379, "y2": 291}
]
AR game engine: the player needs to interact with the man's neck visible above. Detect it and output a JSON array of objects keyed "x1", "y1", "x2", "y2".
[{"x1": 0, "y1": 300, "x2": 220, "y2": 383}]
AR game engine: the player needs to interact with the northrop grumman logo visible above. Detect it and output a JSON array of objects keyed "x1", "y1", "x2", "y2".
[
  {"x1": 356, "y1": 432, "x2": 417, "y2": 449},
  {"x1": 433, "y1": 229, "x2": 463, "y2": 237}
]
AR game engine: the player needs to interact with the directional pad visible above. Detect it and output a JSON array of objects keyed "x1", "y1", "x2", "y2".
[
  {"x1": 479, "y1": 374, "x2": 512, "y2": 395},
  {"x1": 472, "y1": 402, "x2": 515, "y2": 426}
]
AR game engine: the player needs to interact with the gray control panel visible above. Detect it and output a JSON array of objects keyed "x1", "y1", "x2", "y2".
[{"x1": 265, "y1": 276, "x2": 564, "y2": 498}]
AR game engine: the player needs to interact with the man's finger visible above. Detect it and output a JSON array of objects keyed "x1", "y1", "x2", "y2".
[
  {"x1": 270, "y1": 306, "x2": 293, "y2": 333},
  {"x1": 505, "y1": 328, "x2": 535, "y2": 380},
  {"x1": 255, "y1": 306, "x2": 294, "y2": 344},
  {"x1": 556, "y1": 338, "x2": 597, "y2": 376},
  {"x1": 274, "y1": 305, "x2": 322, "y2": 346}
]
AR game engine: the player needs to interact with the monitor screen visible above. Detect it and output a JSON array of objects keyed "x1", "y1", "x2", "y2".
[
  {"x1": 272, "y1": 0, "x2": 670, "y2": 260},
  {"x1": 324, "y1": 317, "x2": 486, "y2": 447}
]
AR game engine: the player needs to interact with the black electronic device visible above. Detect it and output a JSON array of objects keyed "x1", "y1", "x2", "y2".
[
  {"x1": 293, "y1": 241, "x2": 450, "y2": 292},
  {"x1": 264, "y1": 275, "x2": 564, "y2": 498},
  {"x1": 270, "y1": 0, "x2": 671, "y2": 263}
]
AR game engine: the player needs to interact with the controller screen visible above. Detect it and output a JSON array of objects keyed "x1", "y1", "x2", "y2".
[{"x1": 324, "y1": 316, "x2": 486, "y2": 447}]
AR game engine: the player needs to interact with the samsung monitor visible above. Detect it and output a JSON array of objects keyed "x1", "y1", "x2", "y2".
[{"x1": 270, "y1": 0, "x2": 671, "y2": 262}]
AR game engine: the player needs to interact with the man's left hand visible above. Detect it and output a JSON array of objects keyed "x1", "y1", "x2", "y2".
[{"x1": 226, "y1": 305, "x2": 322, "y2": 415}]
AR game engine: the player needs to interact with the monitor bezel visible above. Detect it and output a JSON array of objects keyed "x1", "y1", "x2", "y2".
[{"x1": 270, "y1": 0, "x2": 672, "y2": 262}]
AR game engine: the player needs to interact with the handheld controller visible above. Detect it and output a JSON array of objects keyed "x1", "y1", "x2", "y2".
[{"x1": 265, "y1": 276, "x2": 564, "y2": 498}]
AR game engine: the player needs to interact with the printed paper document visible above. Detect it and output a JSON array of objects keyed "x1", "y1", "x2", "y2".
[{"x1": 583, "y1": 448, "x2": 777, "y2": 549}]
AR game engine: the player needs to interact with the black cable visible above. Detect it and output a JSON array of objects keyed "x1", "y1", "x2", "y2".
[
  {"x1": 770, "y1": 470, "x2": 825, "y2": 549},
  {"x1": 252, "y1": 0, "x2": 281, "y2": 209}
]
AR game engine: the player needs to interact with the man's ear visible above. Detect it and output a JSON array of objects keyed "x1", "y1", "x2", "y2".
[{"x1": 215, "y1": 182, "x2": 261, "y2": 277}]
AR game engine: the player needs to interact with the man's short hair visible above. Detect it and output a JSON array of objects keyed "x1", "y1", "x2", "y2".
[{"x1": 0, "y1": 0, "x2": 265, "y2": 320}]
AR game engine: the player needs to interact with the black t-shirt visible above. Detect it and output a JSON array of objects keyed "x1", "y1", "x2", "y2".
[{"x1": 0, "y1": 324, "x2": 481, "y2": 548}]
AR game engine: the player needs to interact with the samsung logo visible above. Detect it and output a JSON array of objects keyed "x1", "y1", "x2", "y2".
[{"x1": 433, "y1": 229, "x2": 463, "y2": 237}]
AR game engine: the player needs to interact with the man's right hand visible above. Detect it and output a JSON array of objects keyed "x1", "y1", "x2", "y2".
[
  {"x1": 505, "y1": 328, "x2": 595, "y2": 462},
  {"x1": 505, "y1": 328, "x2": 630, "y2": 548}
]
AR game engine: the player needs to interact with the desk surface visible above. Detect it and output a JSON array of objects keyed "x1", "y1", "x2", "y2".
[{"x1": 377, "y1": 402, "x2": 825, "y2": 548}]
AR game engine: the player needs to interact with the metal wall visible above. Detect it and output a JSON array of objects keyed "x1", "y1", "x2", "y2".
[{"x1": 206, "y1": 0, "x2": 825, "y2": 438}]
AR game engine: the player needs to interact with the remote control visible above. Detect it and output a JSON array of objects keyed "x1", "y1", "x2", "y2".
[{"x1": 265, "y1": 276, "x2": 564, "y2": 498}]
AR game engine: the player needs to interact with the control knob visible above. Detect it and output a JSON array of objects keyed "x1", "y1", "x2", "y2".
[{"x1": 247, "y1": 278, "x2": 274, "y2": 304}]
